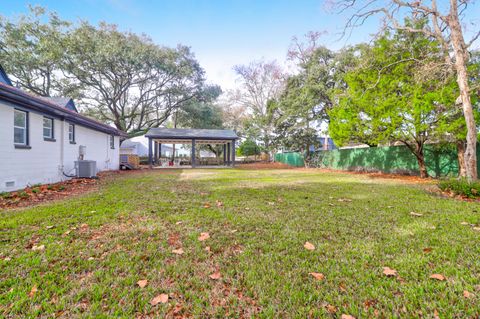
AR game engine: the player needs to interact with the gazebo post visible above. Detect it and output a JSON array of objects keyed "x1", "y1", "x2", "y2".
[
  {"x1": 226, "y1": 142, "x2": 231, "y2": 166},
  {"x1": 191, "y1": 139, "x2": 196, "y2": 168},
  {"x1": 231, "y1": 140, "x2": 236, "y2": 167},
  {"x1": 223, "y1": 143, "x2": 227, "y2": 165},
  {"x1": 159, "y1": 143, "x2": 162, "y2": 163},
  {"x1": 148, "y1": 137, "x2": 153, "y2": 169},
  {"x1": 154, "y1": 141, "x2": 158, "y2": 165}
]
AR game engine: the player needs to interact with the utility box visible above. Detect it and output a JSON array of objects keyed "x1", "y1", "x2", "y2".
[
  {"x1": 79, "y1": 145, "x2": 87, "y2": 160},
  {"x1": 75, "y1": 160, "x2": 97, "y2": 178}
]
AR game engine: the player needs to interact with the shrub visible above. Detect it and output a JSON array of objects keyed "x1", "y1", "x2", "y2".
[
  {"x1": 438, "y1": 178, "x2": 480, "y2": 198},
  {"x1": 0, "y1": 192, "x2": 10, "y2": 199},
  {"x1": 18, "y1": 191, "x2": 30, "y2": 199}
]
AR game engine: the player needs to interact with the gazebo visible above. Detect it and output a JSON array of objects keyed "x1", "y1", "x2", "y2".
[{"x1": 144, "y1": 128, "x2": 238, "y2": 168}]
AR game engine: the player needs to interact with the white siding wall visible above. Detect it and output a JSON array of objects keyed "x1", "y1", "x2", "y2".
[{"x1": 0, "y1": 101, "x2": 120, "y2": 192}]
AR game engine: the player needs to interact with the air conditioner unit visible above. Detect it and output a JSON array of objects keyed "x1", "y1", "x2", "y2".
[{"x1": 75, "y1": 160, "x2": 97, "y2": 178}]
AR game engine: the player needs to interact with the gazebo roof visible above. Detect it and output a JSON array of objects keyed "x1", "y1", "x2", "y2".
[{"x1": 145, "y1": 128, "x2": 238, "y2": 140}]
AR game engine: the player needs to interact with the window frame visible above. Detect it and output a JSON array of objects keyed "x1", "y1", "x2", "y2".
[
  {"x1": 13, "y1": 109, "x2": 30, "y2": 148},
  {"x1": 43, "y1": 117, "x2": 55, "y2": 141},
  {"x1": 109, "y1": 135, "x2": 115, "y2": 149},
  {"x1": 68, "y1": 123, "x2": 76, "y2": 144}
]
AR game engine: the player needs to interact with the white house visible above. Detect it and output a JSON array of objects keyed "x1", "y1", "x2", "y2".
[{"x1": 0, "y1": 65, "x2": 126, "y2": 192}]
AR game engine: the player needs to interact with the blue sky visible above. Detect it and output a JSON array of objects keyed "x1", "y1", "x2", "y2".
[{"x1": 3, "y1": 1, "x2": 479, "y2": 90}]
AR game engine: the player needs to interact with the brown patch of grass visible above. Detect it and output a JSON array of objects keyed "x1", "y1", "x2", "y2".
[{"x1": 237, "y1": 162, "x2": 292, "y2": 170}]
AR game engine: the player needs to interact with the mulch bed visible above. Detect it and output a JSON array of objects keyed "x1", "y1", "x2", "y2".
[
  {"x1": 0, "y1": 169, "x2": 168, "y2": 210},
  {"x1": 0, "y1": 178, "x2": 99, "y2": 210}
]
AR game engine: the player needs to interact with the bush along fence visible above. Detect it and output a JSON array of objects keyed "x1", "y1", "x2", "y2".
[
  {"x1": 275, "y1": 152, "x2": 305, "y2": 167},
  {"x1": 277, "y1": 144, "x2": 480, "y2": 178}
]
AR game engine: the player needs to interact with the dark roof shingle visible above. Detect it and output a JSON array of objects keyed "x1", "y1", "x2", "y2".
[{"x1": 145, "y1": 128, "x2": 237, "y2": 140}]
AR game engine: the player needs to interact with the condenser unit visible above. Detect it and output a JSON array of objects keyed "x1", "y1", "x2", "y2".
[{"x1": 75, "y1": 160, "x2": 97, "y2": 178}]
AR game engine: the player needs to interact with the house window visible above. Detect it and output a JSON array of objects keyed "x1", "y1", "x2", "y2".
[
  {"x1": 68, "y1": 124, "x2": 75, "y2": 144},
  {"x1": 109, "y1": 135, "x2": 115, "y2": 149},
  {"x1": 43, "y1": 117, "x2": 54, "y2": 140},
  {"x1": 14, "y1": 109, "x2": 28, "y2": 146}
]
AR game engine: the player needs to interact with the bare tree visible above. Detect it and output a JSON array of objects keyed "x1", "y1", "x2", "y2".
[
  {"x1": 232, "y1": 60, "x2": 285, "y2": 151},
  {"x1": 333, "y1": 0, "x2": 480, "y2": 179}
]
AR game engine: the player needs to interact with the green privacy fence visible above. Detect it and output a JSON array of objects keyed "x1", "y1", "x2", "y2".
[
  {"x1": 275, "y1": 152, "x2": 305, "y2": 167},
  {"x1": 277, "y1": 144, "x2": 480, "y2": 177}
]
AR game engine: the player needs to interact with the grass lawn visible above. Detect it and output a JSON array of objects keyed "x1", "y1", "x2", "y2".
[{"x1": 1, "y1": 168, "x2": 479, "y2": 318}]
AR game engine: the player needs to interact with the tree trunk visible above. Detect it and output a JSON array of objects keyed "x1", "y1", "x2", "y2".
[
  {"x1": 417, "y1": 155, "x2": 429, "y2": 179},
  {"x1": 449, "y1": 0, "x2": 477, "y2": 180},
  {"x1": 404, "y1": 141, "x2": 429, "y2": 178},
  {"x1": 456, "y1": 140, "x2": 467, "y2": 178}
]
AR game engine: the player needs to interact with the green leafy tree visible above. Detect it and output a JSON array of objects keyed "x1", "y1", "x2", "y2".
[
  {"x1": 333, "y1": 0, "x2": 480, "y2": 179},
  {"x1": 329, "y1": 24, "x2": 460, "y2": 178},
  {"x1": 271, "y1": 33, "x2": 357, "y2": 163},
  {"x1": 238, "y1": 139, "x2": 262, "y2": 160},
  {"x1": 0, "y1": 7, "x2": 208, "y2": 136},
  {"x1": 63, "y1": 22, "x2": 205, "y2": 135},
  {"x1": 175, "y1": 85, "x2": 225, "y2": 158},
  {"x1": 0, "y1": 6, "x2": 79, "y2": 97}
]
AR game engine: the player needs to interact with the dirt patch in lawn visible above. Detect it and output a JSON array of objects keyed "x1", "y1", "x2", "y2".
[{"x1": 237, "y1": 162, "x2": 292, "y2": 170}]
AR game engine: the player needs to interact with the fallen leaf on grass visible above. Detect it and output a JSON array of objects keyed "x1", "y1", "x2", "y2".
[
  {"x1": 410, "y1": 212, "x2": 423, "y2": 217},
  {"x1": 382, "y1": 267, "x2": 397, "y2": 277},
  {"x1": 137, "y1": 280, "x2": 148, "y2": 288},
  {"x1": 28, "y1": 285, "x2": 37, "y2": 298},
  {"x1": 172, "y1": 248, "x2": 184, "y2": 255},
  {"x1": 341, "y1": 315, "x2": 356, "y2": 319},
  {"x1": 205, "y1": 246, "x2": 211, "y2": 252},
  {"x1": 423, "y1": 247, "x2": 433, "y2": 253},
  {"x1": 203, "y1": 202, "x2": 211, "y2": 208},
  {"x1": 209, "y1": 271, "x2": 222, "y2": 280},
  {"x1": 460, "y1": 221, "x2": 470, "y2": 226},
  {"x1": 363, "y1": 299, "x2": 377, "y2": 310},
  {"x1": 326, "y1": 304, "x2": 337, "y2": 313},
  {"x1": 198, "y1": 232, "x2": 210, "y2": 241},
  {"x1": 31, "y1": 245, "x2": 45, "y2": 251},
  {"x1": 150, "y1": 293, "x2": 168, "y2": 305},
  {"x1": 46, "y1": 225, "x2": 55, "y2": 229},
  {"x1": 337, "y1": 198, "x2": 352, "y2": 202},
  {"x1": 309, "y1": 272, "x2": 325, "y2": 281},
  {"x1": 175, "y1": 221, "x2": 183, "y2": 225},
  {"x1": 473, "y1": 227, "x2": 480, "y2": 232},
  {"x1": 304, "y1": 242, "x2": 315, "y2": 250},
  {"x1": 215, "y1": 200, "x2": 223, "y2": 207},
  {"x1": 430, "y1": 274, "x2": 446, "y2": 281},
  {"x1": 339, "y1": 282, "x2": 347, "y2": 292},
  {"x1": 463, "y1": 290, "x2": 473, "y2": 298}
]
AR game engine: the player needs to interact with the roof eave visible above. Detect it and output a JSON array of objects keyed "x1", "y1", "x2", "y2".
[{"x1": 0, "y1": 84, "x2": 127, "y2": 137}]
